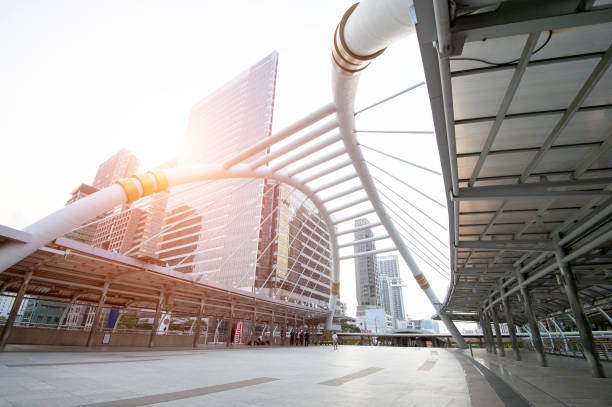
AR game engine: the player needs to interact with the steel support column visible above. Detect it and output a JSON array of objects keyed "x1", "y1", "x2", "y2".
[
  {"x1": 192, "y1": 295, "x2": 205, "y2": 348},
  {"x1": 500, "y1": 285, "x2": 521, "y2": 360},
  {"x1": 148, "y1": 289, "x2": 165, "y2": 348},
  {"x1": 485, "y1": 312, "x2": 497, "y2": 355},
  {"x1": 0, "y1": 270, "x2": 32, "y2": 350},
  {"x1": 490, "y1": 306, "x2": 505, "y2": 357},
  {"x1": 515, "y1": 270, "x2": 547, "y2": 366},
  {"x1": 554, "y1": 242, "x2": 605, "y2": 378},
  {"x1": 597, "y1": 307, "x2": 612, "y2": 326},
  {"x1": 87, "y1": 276, "x2": 110, "y2": 347}
]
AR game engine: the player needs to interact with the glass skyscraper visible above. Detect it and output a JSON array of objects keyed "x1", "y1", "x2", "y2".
[
  {"x1": 160, "y1": 52, "x2": 279, "y2": 288},
  {"x1": 378, "y1": 255, "x2": 405, "y2": 322}
]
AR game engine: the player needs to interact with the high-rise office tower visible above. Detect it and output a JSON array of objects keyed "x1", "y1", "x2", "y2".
[
  {"x1": 254, "y1": 182, "x2": 332, "y2": 308},
  {"x1": 158, "y1": 52, "x2": 279, "y2": 288},
  {"x1": 92, "y1": 149, "x2": 140, "y2": 189},
  {"x1": 378, "y1": 255, "x2": 405, "y2": 322},
  {"x1": 354, "y1": 218, "x2": 381, "y2": 315}
]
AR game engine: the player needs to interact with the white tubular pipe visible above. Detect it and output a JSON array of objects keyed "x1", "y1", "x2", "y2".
[
  {"x1": 331, "y1": 0, "x2": 467, "y2": 347},
  {"x1": 0, "y1": 186, "x2": 127, "y2": 272},
  {"x1": 344, "y1": 0, "x2": 415, "y2": 56},
  {"x1": 0, "y1": 164, "x2": 341, "y2": 329}
]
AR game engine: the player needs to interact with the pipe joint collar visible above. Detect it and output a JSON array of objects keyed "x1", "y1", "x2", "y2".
[{"x1": 332, "y1": 3, "x2": 386, "y2": 75}]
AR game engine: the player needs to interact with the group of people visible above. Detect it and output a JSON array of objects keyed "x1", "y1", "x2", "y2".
[{"x1": 288, "y1": 329, "x2": 310, "y2": 346}]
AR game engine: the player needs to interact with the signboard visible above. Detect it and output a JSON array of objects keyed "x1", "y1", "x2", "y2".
[
  {"x1": 157, "y1": 313, "x2": 171, "y2": 334},
  {"x1": 234, "y1": 319, "x2": 244, "y2": 344}
]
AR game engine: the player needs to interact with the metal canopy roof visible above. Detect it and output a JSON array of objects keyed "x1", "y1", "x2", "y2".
[
  {"x1": 414, "y1": 0, "x2": 612, "y2": 324},
  {"x1": 0, "y1": 237, "x2": 328, "y2": 323}
]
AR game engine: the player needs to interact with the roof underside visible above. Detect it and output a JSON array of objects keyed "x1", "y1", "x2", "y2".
[{"x1": 415, "y1": 0, "x2": 612, "y2": 324}]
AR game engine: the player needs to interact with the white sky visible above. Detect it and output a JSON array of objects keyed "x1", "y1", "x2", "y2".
[{"x1": 0, "y1": 0, "x2": 470, "y2": 327}]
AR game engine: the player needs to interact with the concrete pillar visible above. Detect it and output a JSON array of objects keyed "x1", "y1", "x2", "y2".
[
  {"x1": 490, "y1": 306, "x2": 505, "y2": 357},
  {"x1": 87, "y1": 276, "x2": 111, "y2": 347},
  {"x1": 192, "y1": 295, "x2": 205, "y2": 348},
  {"x1": 0, "y1": 271, "x2": 33, "y2": 350},
  {"x1": 554, "y1": 243, "x2": 605, "y2": 378},
  {"x1": 515, "y1": 269, "x2": 547, "y2": 367},
  {"x1": 500, "y1": 285, "x2": 520, "y2": 361},
  {"x1": 148, "y1": 289, "x2": 165, "y2": 348}
]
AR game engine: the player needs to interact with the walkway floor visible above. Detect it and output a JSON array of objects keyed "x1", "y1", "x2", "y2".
[
  {"x1": 0, "y1": 345, "x2": 609, "y2": 406},
  {"x1": 465, "y1": 348, "x2": 612, "y2": 406}
]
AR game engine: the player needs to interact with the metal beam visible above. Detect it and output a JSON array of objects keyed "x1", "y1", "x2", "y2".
[
  {"x1": 312, "y1": 173, "x2": 358, "y2": 194},
  {"x1": 555, "y1": 241, "x2": 605, "y2": 377},
  {"x1": 249, "y1": 119, "x2": 338, "y2": 170},
  {"x1": 452, "y1": 51, "x2": 606, "y2": 78},
  {"x1": 328, "y1": 196, "x2": 370, "y2": 214},
  {"x1": 468, "y1": 32, "x2": 540, "y2": 187},
  {"x1": 223, "y1": 103, "x2": 335, "y2": 169},
  {"x1": 332, "y1": 208, "x2": 376, "y2": 225},
  {"x1": 454, "y1": 104, "x2": 612, "y2": 126},
  {"x1": 456, "y1": 267, "x2": 514, "y2": 275},
  {"x1": 451, "y1": 1, "x2": 612, "y2": 43},
  {"x1": 300, "y1": 159, "x2": 352, "y2": 185},
  {"x1": 336, "y1": 221, "x2": 383, "y2": 237},
  {"x1": 456, "y1": 178, "x2": 612, "y2": 201},
  {"x1": 490, "y1": 306, "x2": 505, "y2": 356},
  {"x1": 515, "y1": 269, "x2": 548, "y2": 367},
  {"x1": 338, "y1": 234, "x2": 390, "y2": 249},
  {"x1": 320, "y1": 185, "x2": 363, "y2": 204},
  {"x1": 572, "y1": 132, "x2": 612, "y2": 179},
  {"x1": 456, "y1": 240, "x2": 555, "y2": 252},
  {"x1": 500, "y1": 284, "x2": 521, "y2": 360},
  {"x1": 520, "y1": 44, "x2": 612, "y2": 183},
  {"x1": 339, "y1": 247, "x2": 397, "y2": 261}
]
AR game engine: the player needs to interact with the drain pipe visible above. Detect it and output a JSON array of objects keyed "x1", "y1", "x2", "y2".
[{"x1": 332, "y1": 0, "x2": 467, "y2": 348}]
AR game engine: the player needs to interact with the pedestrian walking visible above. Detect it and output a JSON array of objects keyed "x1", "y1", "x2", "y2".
[
  {"x1": 290, "y1": 330, "x2": 295, "y2": 346},
  {"x1": 305, "y1": 331, "x2": 310, "y2": 347},
  {"x1": 332, "y1": 332, "x2": 339, "y2": 350}
]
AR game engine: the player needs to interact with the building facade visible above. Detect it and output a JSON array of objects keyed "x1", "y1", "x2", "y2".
[
  {"x1": 378, "y1": 255, "x2": 406, "y2": 324},
  {"x1": 354, "y1": 218, "x2": 381, "y2": 315},
  {"x1": 92, "y1": 149, "x2": 140, "y2": 189}
]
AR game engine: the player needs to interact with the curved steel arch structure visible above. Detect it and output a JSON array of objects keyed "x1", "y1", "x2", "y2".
[{"x1": 0, "y1": 0, "x2": 468, "y2": 347}]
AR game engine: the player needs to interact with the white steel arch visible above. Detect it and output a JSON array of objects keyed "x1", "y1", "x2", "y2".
[{"x1": 0, "y1": 0, "x2": 468, "y2": 346}]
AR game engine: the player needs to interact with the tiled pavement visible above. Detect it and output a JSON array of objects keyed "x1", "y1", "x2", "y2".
[{"x1": 0, "y1": 344, "x2": 609, "y2": 406}]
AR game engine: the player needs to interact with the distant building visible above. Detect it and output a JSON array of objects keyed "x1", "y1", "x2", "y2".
[
  {"x1": 411, "y1": 319, "x2": 440, "y2": 334},
  {"x1": 354, "y1": 308, "x2": 393, "y2": 333},
  {"x1": 19, "y1": 299, "x2": 66, "y2": 325},
  {"x1": 354, "y1": 218, "x2": 381, "y2": 316},
  {"x1": 64, "y1": 184, "x2": 100, "y2": 243},
  {"x1": 378, "y1": 255, "x2": 406, "y2": 327},
  {"x1": 0, "y1": 296, "x2": 15, "y2": 318},
  {"x1": 92, "y1": 148, "x2": 140, "y2": 189}
]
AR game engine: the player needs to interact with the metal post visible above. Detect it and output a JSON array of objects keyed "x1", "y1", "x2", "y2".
[
  {"x1": 485, "y1": 312, "x2": 497, "y2": 355},
  {"x1": 490, "y1": 306, "x2": 505, "y2": 356},
  {"x1": 228, "y1": 302, "x2": 235, "y2": 347},
  {"x1": 597, "y1": 307, "x2": 612, "y2": 326},
  {"x1": 479, "y1": 314, "x2": 491, "y2": 352},
  {"x1": 500, "y1": 285, "x2": 521, "y2": 360},
  {"x1": 148, "y1": 288, "x2": 165, "y2": 348},
  {"x1": 0, "y1": 270, "x2": 33, "y2": 350},
  {"x1": 554, "y1": 241, "x2": 605, "y2": 378},
  {"x1": 193, "y1": 295, "x2": 205, "y2": 348},
  {"x1": 250, "y1": 303, "x2": 257, "y2": 347},
  {"x1": 87, "y1": 276, "x2": 110, "y2": 347},
  {"x1": 515, "y1": 270, "x2": 547, "y2": 366}
]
